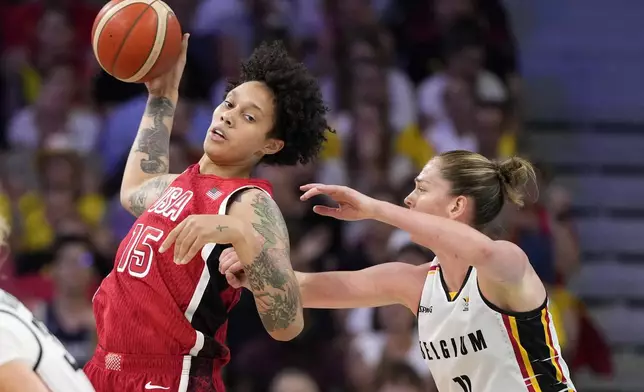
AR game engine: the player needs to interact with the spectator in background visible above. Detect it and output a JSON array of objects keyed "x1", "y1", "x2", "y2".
[
  {"x1": 417, "y1": 23, "x2": 507, "y2": 134},
  {"x1": 269, "y1": 368, "x2": 320, "y2": 392},
  {"x1": 389, "y1": 0, "x2": 518, "y2": 85},
  {"x1": 352, "y1": 305, "x2": 432, "y2": 385},
  {"x1": 322, "y1": 30, "x2": 416, "y2": 133},
  {"x1": 1, "y1": 4, "x2": 95, "y2": 113},
  {"x1": 32, "y1": 236, "x2": 97, "y2": 367},
  {"x1": 428, "y1": 79, "x2": 479, "y2": 153},
  {"x1": 373, "y1": 360, "x2": 435, "y2": 392},
  {"x1": 475, "y1": 100, "x2": 516, "y2": 159},
  {"x1": 10, "y1": 150, "x2": 105, "y2": 255},
  {"x1": 7, "y1": 64, "x2": 100, "y2": 154}
]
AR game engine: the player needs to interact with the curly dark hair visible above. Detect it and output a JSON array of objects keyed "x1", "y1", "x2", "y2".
[{"x1": 226, "y1": 41, "x2": 330, "y2": 166}]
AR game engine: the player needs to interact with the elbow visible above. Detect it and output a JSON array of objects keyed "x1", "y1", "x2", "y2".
[
  {"x1": 267, "y1": 316, "x2": 304, "y2": 341},
  {"x1": 119, "y1": 188, "x2": 132, "y2": 209},
  {"x1": 476, "y1": 240, "x2": 498, "y2": 265}
]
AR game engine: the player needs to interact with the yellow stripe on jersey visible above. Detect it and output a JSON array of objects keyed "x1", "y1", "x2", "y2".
[
  {"x1": 541, "y1": 308, "x2": 565, "y2": 384},
  {"x1": 508, "y1": 316, "x2": 542, "y2": 392}
]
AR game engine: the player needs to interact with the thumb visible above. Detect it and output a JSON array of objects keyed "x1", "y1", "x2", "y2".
[
  {"x1": 225, "y1": 272, "x2": 241, "y2": 289},
  {"x1": 312, "y1": 205, "x2": 341, "y2": 218},
  {"x1": 182, "y1": 33, "x2": 190, "y2": 51}
]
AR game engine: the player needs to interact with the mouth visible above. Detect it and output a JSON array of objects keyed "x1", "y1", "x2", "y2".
[{"x1": 209, "y1": 128, "x2": 227, "y2": 141}]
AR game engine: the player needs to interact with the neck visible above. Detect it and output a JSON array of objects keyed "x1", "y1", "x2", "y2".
[
  {"x1": 198, "y1": 155, "x2": 254, "y2": 178},
  {"x1": 435, "y1": 253, "x2": 471, "y2": 287}
]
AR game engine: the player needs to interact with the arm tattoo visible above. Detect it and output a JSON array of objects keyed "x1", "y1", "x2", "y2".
[
  {"x1": 244, "y1": 192, "x2": 302, "y2": 331},
  {"x1": 128, "y1": 176, "x2": 172, "y2": 217},
  {"x1": 135, "y1": 97, "x2": 174, "y2": 174}
]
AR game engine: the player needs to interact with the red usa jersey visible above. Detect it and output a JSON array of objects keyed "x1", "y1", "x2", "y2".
[{"x1": 92, "y1": 164, "x2": 272, "y2": 362}]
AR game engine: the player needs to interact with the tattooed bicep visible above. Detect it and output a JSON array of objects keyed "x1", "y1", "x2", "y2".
[
  {"x1": 228, "y1": 189, "x2": 301, "y2": 333},
  {"x1": 126, "y1": 174, "x2": 177, "y2": 217},
  {"x1": 240, "y1": 191, "x2": 290, "y2": 250}
]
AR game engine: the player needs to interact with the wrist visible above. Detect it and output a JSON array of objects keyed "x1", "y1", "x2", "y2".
[
  {"x1": 148, "y1": 92, "x2": 179, "y2": 103},
  {"x1": 229, "y1": 220, "x2": 253, "y2": 248},
  {"x1": 370, "y1": 199, "x2": 387, "y2": 221}
]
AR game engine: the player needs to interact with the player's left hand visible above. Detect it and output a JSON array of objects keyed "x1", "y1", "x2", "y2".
[{"x1": 159, "y1": 215, "x2": 243, "y2": 264}]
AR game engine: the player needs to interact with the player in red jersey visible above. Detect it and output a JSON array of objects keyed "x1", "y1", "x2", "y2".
[{"x1": 84, "y1": 34, "x2": 330, "y2": 392}]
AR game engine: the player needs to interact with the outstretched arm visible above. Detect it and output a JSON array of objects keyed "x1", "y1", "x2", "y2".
[
  {"x1": 298, "y1": 183, "x2": 530, "y2": 284},
  {"x1": 227, "y1": 190, "x2": 304, "y2": 341},
  {"x1": 120, "y1": 34, "x2": 189, "y2": 217},
  {"x1": 372, "y1": 200, "x2": 529, "y2": 283},
  {"x1": 295, "y1": 263, "x2": 427, "y2": 313},
  {"x1": 219, "y1": 250, "x2": 427, "y2": 314}
]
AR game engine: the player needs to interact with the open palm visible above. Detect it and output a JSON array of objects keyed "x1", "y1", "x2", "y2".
[{"x1": 299, "y1": 184, "x2": 378, "y2": 221}]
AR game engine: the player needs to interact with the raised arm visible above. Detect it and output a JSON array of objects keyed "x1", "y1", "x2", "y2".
[
  {"x1": 119, "y1": 95, "x2": 178, "y2": 216},
  {"x1": 119, "y1": 34, "x2": 189, "y2": 217},
  {"x1": 226, "y1": 190, "x2": 304, "y2": 341},
  {"x1": 296, "y1": 262, "x2": 427, "y2": 313}
]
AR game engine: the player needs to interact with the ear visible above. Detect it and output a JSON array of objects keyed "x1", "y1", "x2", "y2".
[
  {"x1": 448, "y1": 195, "x2": 468, "y2": 220},
  {"x1": 262, "y1": 138, "x2": 284, "y2": 157}
]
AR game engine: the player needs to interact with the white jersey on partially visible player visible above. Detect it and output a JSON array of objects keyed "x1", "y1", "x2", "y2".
[
  {"x1": 0, "y1": 288, "x2": 95, "y2": 391},
  {"x1": 417, "y1": 259, "x2": 575, "y2": 392}
]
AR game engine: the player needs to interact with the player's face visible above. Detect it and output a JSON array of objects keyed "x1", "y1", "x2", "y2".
[
  {"x1": 404, "y1": 159, "x2": 455, "y2": 219},
  {"x1": 204, "y1": 81, "x2": 284, "y2": 165}
]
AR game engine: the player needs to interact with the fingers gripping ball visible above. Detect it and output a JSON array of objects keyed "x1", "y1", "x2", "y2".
[{"x1": 91, "y1": 0, "x2": 182, "y2": 83}]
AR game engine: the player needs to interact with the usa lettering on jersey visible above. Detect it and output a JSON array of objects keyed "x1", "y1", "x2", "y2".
[
  {"x1": 116, "y1": 187, "x2": 194, "y2": 278},
  {"x1": 148, "y1": 187, "x2": 194, "y2": 221}
]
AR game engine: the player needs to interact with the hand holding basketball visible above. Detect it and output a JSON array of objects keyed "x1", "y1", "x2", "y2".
[
  {"x1": 299, "y1": 184, "x2": 379, "y2": 221},
  {"x1": 92, "y1": 0, "x2": 184, "y2": 84},
  {"x1": 145, "y1": 33, "x2": 189, "y2": 97}
]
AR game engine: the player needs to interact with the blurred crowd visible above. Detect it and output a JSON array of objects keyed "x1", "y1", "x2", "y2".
[{"x1": 0, "y1": 0, "x2": 612, "y2": 391}]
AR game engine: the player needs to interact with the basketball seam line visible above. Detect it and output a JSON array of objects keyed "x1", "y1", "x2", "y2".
[
  {"x1": 130, "y1": 1, "x2": 167, "y2": 80},
  {"x1": 109, "y1": 0, "x2": 160, "y2": 77}
]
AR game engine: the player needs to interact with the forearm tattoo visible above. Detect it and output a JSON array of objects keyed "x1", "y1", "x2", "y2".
[
  {"x1": 244, "y1": 193, "x2": 302, "y2": 331},
  {"x1": 135, "y1": 96, "x2": 174, "y2": 174}
]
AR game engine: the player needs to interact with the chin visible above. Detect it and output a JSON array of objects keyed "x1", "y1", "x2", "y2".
[{"x1": 203, "y1": 141, "x2": 227, "y2": 160}]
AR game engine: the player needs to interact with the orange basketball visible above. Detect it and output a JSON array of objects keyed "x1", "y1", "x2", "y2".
[{"x1": 91, "y1": 0, "x2": 182, "y2": 83}]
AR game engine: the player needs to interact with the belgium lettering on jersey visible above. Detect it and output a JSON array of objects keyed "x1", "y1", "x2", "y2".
[
  {"x1": 148, "y1": 187, "x2": 194, "y2": 222},
  {"x1": 419, "y1": 329, "x2": 488, "y2": 360}
]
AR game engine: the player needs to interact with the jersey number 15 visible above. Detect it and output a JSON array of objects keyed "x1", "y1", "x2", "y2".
[{"x1": 116, "y1": 224, "x2": 164, "y2": 278}]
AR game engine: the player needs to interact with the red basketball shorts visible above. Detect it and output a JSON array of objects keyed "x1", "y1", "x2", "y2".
[{"x1": 84, "y1": 346, "x2": 225, "y2": 392}]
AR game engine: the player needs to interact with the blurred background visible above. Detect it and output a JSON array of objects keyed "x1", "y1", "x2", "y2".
[{"x1": 1, "y1": 0, "x2": 643, "y2": 391}]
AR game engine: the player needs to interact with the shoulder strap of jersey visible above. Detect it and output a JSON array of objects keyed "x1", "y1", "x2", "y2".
[
  {"x1": 200, "y1": 185, "x2": 271, "y2": 262},
  {"x1": 217, "y1": 185, "x2": 271, "y2": 215}
]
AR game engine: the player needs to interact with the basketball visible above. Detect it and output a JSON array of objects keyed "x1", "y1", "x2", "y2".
[{"x1": 91, "y1": 0, "x2": 182, "y2": 83}]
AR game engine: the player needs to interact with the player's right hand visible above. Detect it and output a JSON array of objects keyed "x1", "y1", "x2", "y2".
[
  {"x1": 145, "y1": 33, "x2": 189, "y2": 97},
  {"x1": 218, "y1": 247, "x2": 248, "y2": 289}
]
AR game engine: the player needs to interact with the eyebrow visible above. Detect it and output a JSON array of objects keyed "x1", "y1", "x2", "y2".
[
  {"x1": 414, "y1": 177, "x2": 428, "y2": 184},
  {"x1": 228, "y1": 90, "x2": 264, "y2": 114}
]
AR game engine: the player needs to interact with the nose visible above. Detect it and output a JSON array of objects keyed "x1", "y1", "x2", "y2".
[
  {"x1": 404, "y1": 194, "x2": 414, "y2": 208},
  {"x1": 221, "y1": 111, "x2": 233, "y2": 127}
]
